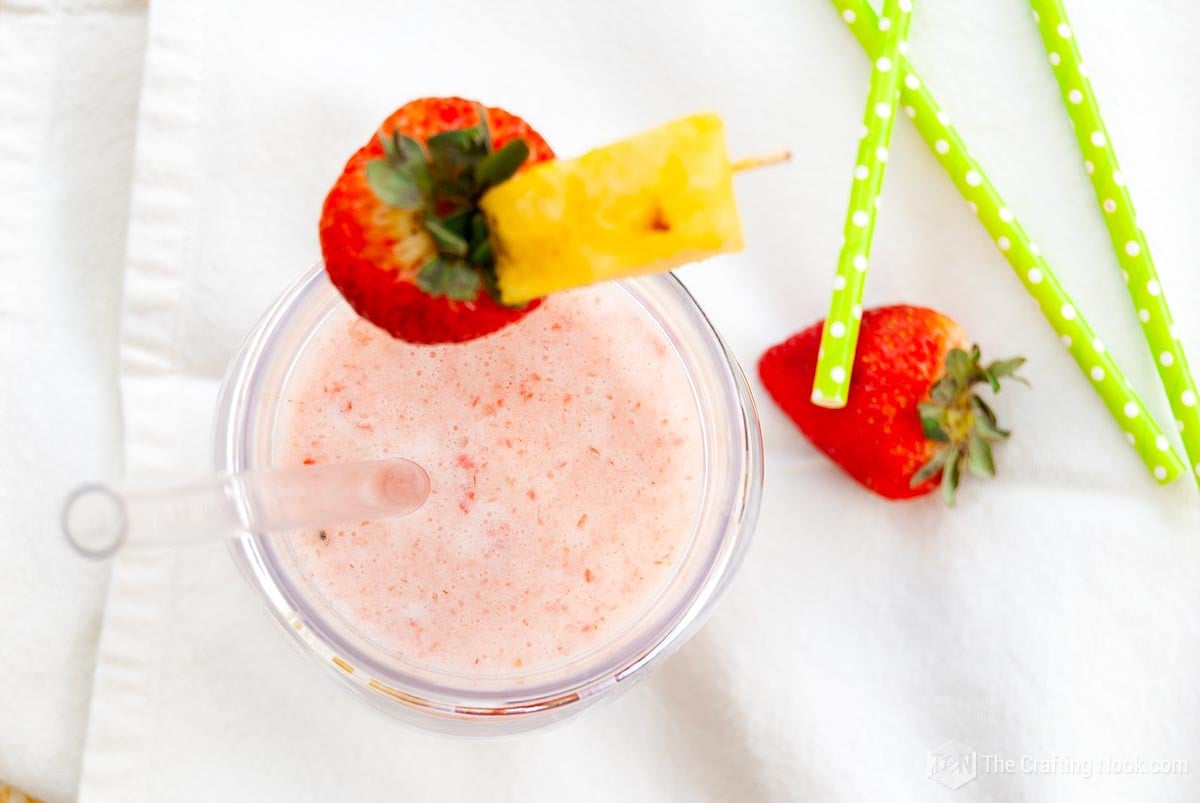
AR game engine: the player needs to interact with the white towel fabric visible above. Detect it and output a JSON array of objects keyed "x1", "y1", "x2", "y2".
[
  {"x1": 0, "y1": 2, "x2": 145, "y2": 800},
  {"x1": 5, "y1": 0, "x2": 1198, "y2": 800}
]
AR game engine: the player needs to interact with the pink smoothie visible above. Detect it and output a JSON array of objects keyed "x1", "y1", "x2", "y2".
[{"x1": 277, "y1": 283, "x2": 703, "y2": 675}]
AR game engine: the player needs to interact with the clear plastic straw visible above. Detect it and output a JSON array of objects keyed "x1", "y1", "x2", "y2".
[{"x1": 62, "y1": 459, "x2": 430, "y2": 559}]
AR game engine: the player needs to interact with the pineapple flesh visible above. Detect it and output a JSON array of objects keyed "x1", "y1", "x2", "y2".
[{"x1": 481, "y1": 113, "x2": 744, "y2": 306}]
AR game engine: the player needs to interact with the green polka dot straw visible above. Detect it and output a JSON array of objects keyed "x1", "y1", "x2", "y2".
[
  {"x1": 827, "y1": 0, "x2": 1186, "y2": 484},
  {"x1": 1029, "y1": 0, "x2": 1200, "y2": 486},
  {"x1": 812, "y1": 0, "x2": 914, "y2": 408}
]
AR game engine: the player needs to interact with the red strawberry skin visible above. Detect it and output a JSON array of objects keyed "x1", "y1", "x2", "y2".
[
  {"x1": 758, "y1": 305, "x2": 969, "y2": 499},
  {"x1": 319, "y1": 97, "x2": 556, "y2": 344}
]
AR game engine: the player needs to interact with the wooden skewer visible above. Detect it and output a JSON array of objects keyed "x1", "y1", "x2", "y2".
[{"x1": 730, "y1": 149, "x2": 792, "y2": 174}]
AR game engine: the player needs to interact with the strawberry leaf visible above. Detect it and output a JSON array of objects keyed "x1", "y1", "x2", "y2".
[
  {"x1": 946, "y1": 348, "x2": 972, "y2": 382},
  {"x1": 941, "y1": 449, "x2": 962, "y2": 506},
  {"x1": 930, "y1": 376, "x2": 958, "y2": 406},
  {"x1": 365, "y1": 159, "x2": 423, "y2": 209},
  {"x1": 376, "y1": 133, "x2": 433, "y2": 201},
  {"x1": 439, "y1": 208, "x2": 474, "y2": 239},
  {"x1": 380, "y1": 132, "x2": 398, "y2": 161},
  {"x1": 468, "y1": 212, "x2": 488, "y2": 245},
  {"x1": 470, "y1": 238, "x2": 493, "y2": 265},
  {"x1": 911, "y1": 447, "x2": 951, "y2": 487},
  {"x1": 919, "y1": 343, "x2": 1026, "y2": 505},
  {"x1": 476, "y1": 139, "x2": 530, "y2": 188},
  {"x1": 970, "y1": 394, "x2": 1010, "y2": 440},
  {"x1": 986, "y1": 356, "x2": 1030, "y2": 388},
  {"x1": 478, "y1": 260, "x2": 503, "y2": 304},
  {"x1": 380, "y1": 132, "x2": 426, "y2": 169},
  {"x1": 424, "y1": 217, "x2": 469, "y2": 257},
  {"x1": 986, "y1": 356, "x2": 1027, "y2": 378},
  {"x1": 427, "y1": 128, "x2": 489, "y2": 184},
  {"x1": 417, "y1": 255, "x2": 482, "y2": 301},
  {"x1": 371, "y1": 107, "x2": 530, "y2": 307},
  {"x1": 474, "y1": 103, "x2": 492, "y2": 152},
  {"x1": 967, "y1": 434, "x2": 995, "y2": 477},
  {"x1": 918, "y1": 402, "x2": 950, "y2": 442},
  {"x1": 443, "y1": 262, "x2": 483, "y2": 300}
]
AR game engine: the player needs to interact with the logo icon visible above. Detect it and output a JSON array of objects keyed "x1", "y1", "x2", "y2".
[{"x1": 928, "y1": 740, "x2": 978, "y2": 790}]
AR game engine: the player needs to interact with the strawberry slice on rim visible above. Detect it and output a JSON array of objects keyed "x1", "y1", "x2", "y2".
[{"x1": 319, "y1": 97, "x2": 555, "y2": 344}]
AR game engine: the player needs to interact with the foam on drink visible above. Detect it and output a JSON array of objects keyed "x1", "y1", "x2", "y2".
[{"x1": 278, "y1": 282, "x2": 703, "y2": 675}]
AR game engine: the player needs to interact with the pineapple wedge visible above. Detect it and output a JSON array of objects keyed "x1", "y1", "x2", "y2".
[{"x1": 481, "y1": 113, "x2": 744, "y2": 306}]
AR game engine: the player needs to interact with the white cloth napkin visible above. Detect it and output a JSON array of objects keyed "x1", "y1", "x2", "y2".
[
  {"x1": 0, "y1": 2, "x2": 145, "y2": 800},
  {"x1": 78, "y1": 0, "x2": 1200, "y2": 800}
]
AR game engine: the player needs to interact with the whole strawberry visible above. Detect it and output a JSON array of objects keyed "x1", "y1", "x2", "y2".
[
  {"x1": 758, "y1": 305, "x2": 1026, "y2": 503},
  {"x1": 320, "y1": 97, "x2": 555, "y2": 344}
]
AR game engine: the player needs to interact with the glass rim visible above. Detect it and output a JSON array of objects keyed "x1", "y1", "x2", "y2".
[{"x1": 213, "y1": 264, "x2": 763, "y2": 719}]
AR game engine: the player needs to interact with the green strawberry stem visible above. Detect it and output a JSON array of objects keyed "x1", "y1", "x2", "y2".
[
  {"x1": 365, "y1": 104, "x2": 529, "y2": 305},
  {"x1": 1028, "y1": 0, "x2": 1200, "y2": 488},
  {"x1": 912, "y1": 345, "x2": 1027, "y2": 505},
  {"x1": 827, "y1": 0, "x2": 1186, "y2": 486}
]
